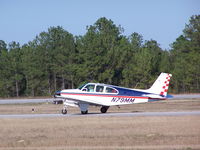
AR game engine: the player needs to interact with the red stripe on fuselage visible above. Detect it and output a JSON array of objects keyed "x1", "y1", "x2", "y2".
[{"x1": 61, "y1": 92, "x2": 149, "y2": 99}]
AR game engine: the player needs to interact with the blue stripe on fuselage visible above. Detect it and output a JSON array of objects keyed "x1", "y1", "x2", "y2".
[{"x1": 109, "y1": 86, "x2": 150, "y2": 96}]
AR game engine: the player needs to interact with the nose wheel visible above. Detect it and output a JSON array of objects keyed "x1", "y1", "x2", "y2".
[
  {"x1": 62, "y1": 103, "x2": 68, "y2": 114},
  {"x1": 62, "y1": 108, "x2": 67, "y2": 114}
]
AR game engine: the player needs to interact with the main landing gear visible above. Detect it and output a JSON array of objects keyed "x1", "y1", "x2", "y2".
[
  {"x1": 79, "y1": 103, "x2": 89, "y2": 115},
  {"x1": 61, "y1": 104, "x2": 109, "y2": 114},
  {"x1": 81, "y1": 110, "x2": 88, "y2": 114},
  {"x1": 100, "y1": 106, "x2": 109, "y2": 113}
]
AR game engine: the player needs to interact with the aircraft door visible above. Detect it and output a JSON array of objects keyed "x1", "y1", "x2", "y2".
[{"x1": 96, "y1": 85, "x2": 104, "y2": 92}]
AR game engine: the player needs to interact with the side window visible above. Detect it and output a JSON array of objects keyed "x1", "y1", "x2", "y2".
[
  {"x1": 84, "y1": 84, "x2": 95, "y2": 92},
  {"x1": 96, "y1": 85, "x2": 104, "y2": 92},
  {"x1": 105, "y1": 87, "x2": 118, "y2": 93}
]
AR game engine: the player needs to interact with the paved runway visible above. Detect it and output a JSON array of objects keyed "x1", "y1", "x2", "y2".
[
  {"x1": 0, "y1": 98, "x2": 55, "y2": 104},
  {"x1": 0, "y1": 111, "x2": 200, "y2": 118},
  {"x1": 172, "y1": 94, "x2": 200, "y2": 99}
]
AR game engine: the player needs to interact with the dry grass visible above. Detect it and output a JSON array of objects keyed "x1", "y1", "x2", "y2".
[
  {"x1": 0, "y1": 116, "x2": 199, "y2": 150},
  {"x1": 0, "y1": 99, "x2": 200, "y2": 150}
]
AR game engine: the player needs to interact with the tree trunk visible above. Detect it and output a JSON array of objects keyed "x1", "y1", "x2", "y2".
[
  {"x1": 54, "y1": 73, "x2": 57, "y2": 91},
  {"x1": 25, "y1": 75, "x2": 29, "y2": 96},
  {"x1": 62, "y1": 74, "x2": 65, "y2": 89},
  {"x1": 15, "y1": 80, "x2": 19, "y2": 97},
  {"x1": 26, "y1": 76, "x2": 28, "y2": 91},
  {"x1": 71, "y1": 75, "x2": 74, "y2": 89},
  {"x1": 48, "y1": 76, "x2": 51, "y2": 95},
  {"x1": 31, "y1": 87, "x2": 34, "y2": 97}
]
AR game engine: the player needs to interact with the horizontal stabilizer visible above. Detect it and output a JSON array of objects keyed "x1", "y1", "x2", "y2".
[{"x1": 142, "y1": 94, "x2": 165, "y2": 99}]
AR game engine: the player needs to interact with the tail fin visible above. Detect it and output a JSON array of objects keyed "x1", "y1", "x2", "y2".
[{"x1": 147, "y1": 73, "x2": 172, "y2": 97}]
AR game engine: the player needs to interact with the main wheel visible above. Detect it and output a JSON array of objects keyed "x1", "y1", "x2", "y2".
[
  {"x1": 81, "y1": 110, "x2": 88, "y2": 114},
  {"x1": 100, "y1": 106, "x2": 109, "y2": 113},
  {"x1": 61, "y1": 109, "x2": 67, "y2": 114}
]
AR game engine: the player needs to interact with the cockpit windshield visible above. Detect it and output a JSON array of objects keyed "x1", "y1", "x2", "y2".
[{"x1": 78, "y1": 83, "x2": 87, "y2": 90}]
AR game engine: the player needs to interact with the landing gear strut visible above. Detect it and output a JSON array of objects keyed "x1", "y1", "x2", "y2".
[
  {"x1": 62, "y1": 108, "x2": 67, "y2": 114},
  {"x1": 79, "y1": 103, "x2": 89, "y2": 115},
  {"x1": 100, "y1": 106, "x2": 109, "y2": 113},
  {"x1": 62, "y1": 102, "x2": 68, "y2": 114}
]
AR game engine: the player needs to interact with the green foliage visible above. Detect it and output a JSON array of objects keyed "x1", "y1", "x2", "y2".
[
  {"x1": 170, "y1": 15, "x2": 200, "y2": 93},
  {"x1": 0, "y1": 15, "x2": 199, "y2": 97}
]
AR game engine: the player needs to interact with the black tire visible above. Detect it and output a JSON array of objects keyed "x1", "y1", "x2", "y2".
[
  {"x1": 81, "y1": 110, "x2": 88, "y2": 114},
  {"x1": 100, "y1": 106, "x2": 109, "y2": 113},
  {"x1": 62, "y1": 109, "x2": 67, "y2": 114}
]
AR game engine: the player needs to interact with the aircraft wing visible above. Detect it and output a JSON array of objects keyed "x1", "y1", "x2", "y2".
[
  {"x1": 142, "y1": 94, "x2": 173, "y2": 100},
  {"x1": 61, "y1": 96, "x2": 105, "y2": 107}
]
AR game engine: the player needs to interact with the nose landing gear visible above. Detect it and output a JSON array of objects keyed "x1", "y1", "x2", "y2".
[
  {"x1": 62, "y1": 103, "x2": 68, "y2": 114},
  {"x1": 62, "y1": 108, "x2": 67, "y2": 114}
]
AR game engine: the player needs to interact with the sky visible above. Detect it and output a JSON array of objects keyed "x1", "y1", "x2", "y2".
[{"x1": 0, "y1": 0, "x2": 199, "y2": 50}]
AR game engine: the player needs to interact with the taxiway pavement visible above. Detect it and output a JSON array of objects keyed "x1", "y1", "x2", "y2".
[
  {"x1": 0, "y1": 98, "x2": 54, "y2": 104},
  {"x1": 0, "y1": 111, "x2": 200, "y2": 118}
]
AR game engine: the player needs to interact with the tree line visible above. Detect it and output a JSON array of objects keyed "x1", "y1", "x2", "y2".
[{"x1": 0, "y1": 15, "x2": 199, "y2": 97}]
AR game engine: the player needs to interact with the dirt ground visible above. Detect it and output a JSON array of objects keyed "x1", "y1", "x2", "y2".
[{"x1": 0, "y1": 99, "x2": 200, "y2": 150}]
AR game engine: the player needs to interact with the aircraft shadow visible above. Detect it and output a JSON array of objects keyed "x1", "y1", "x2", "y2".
[{"x1": 71, "y1": 111, "x2": 143, "y2": 116}]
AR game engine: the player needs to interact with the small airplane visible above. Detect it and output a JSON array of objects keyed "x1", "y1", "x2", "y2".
[{"x1": 54, "y1": 72, "x2": 172, "y2": 114}]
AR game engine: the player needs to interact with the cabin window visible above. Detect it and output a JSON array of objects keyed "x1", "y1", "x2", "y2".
[
  {"x1": 105, "y1": 87, "x2": 118, "y2": 93},
  {"x1": 96, "y1": 85, "x2": 104, "y2": 92},
  {"x1": 84, "y1": 84, "x2": 95, "y2": 92}
]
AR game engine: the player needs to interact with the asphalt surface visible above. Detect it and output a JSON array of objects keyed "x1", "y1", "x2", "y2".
[
  {"x1": 0, "y1": 111, "x2": 200, "y2": 118},
  {"x1": 0, "y1": 98, "x2": 56, "y2": 104},
  {"x1": 172, "y1": 94, "x2": 200, "y2": 99}
]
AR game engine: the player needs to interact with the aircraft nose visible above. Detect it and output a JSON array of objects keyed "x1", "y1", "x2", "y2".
[{"x1": 54, "y1": 91, "x2": 61, "y2": 98}]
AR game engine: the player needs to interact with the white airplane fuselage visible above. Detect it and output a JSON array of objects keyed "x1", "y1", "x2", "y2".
[{"x1": 54, "y1": 73, "x2": 172, "y2": 114}]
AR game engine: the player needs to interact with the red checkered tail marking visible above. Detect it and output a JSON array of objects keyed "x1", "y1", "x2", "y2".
[{"x1": 147, "y1": 73, "x2": 172, "y2": 97}]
